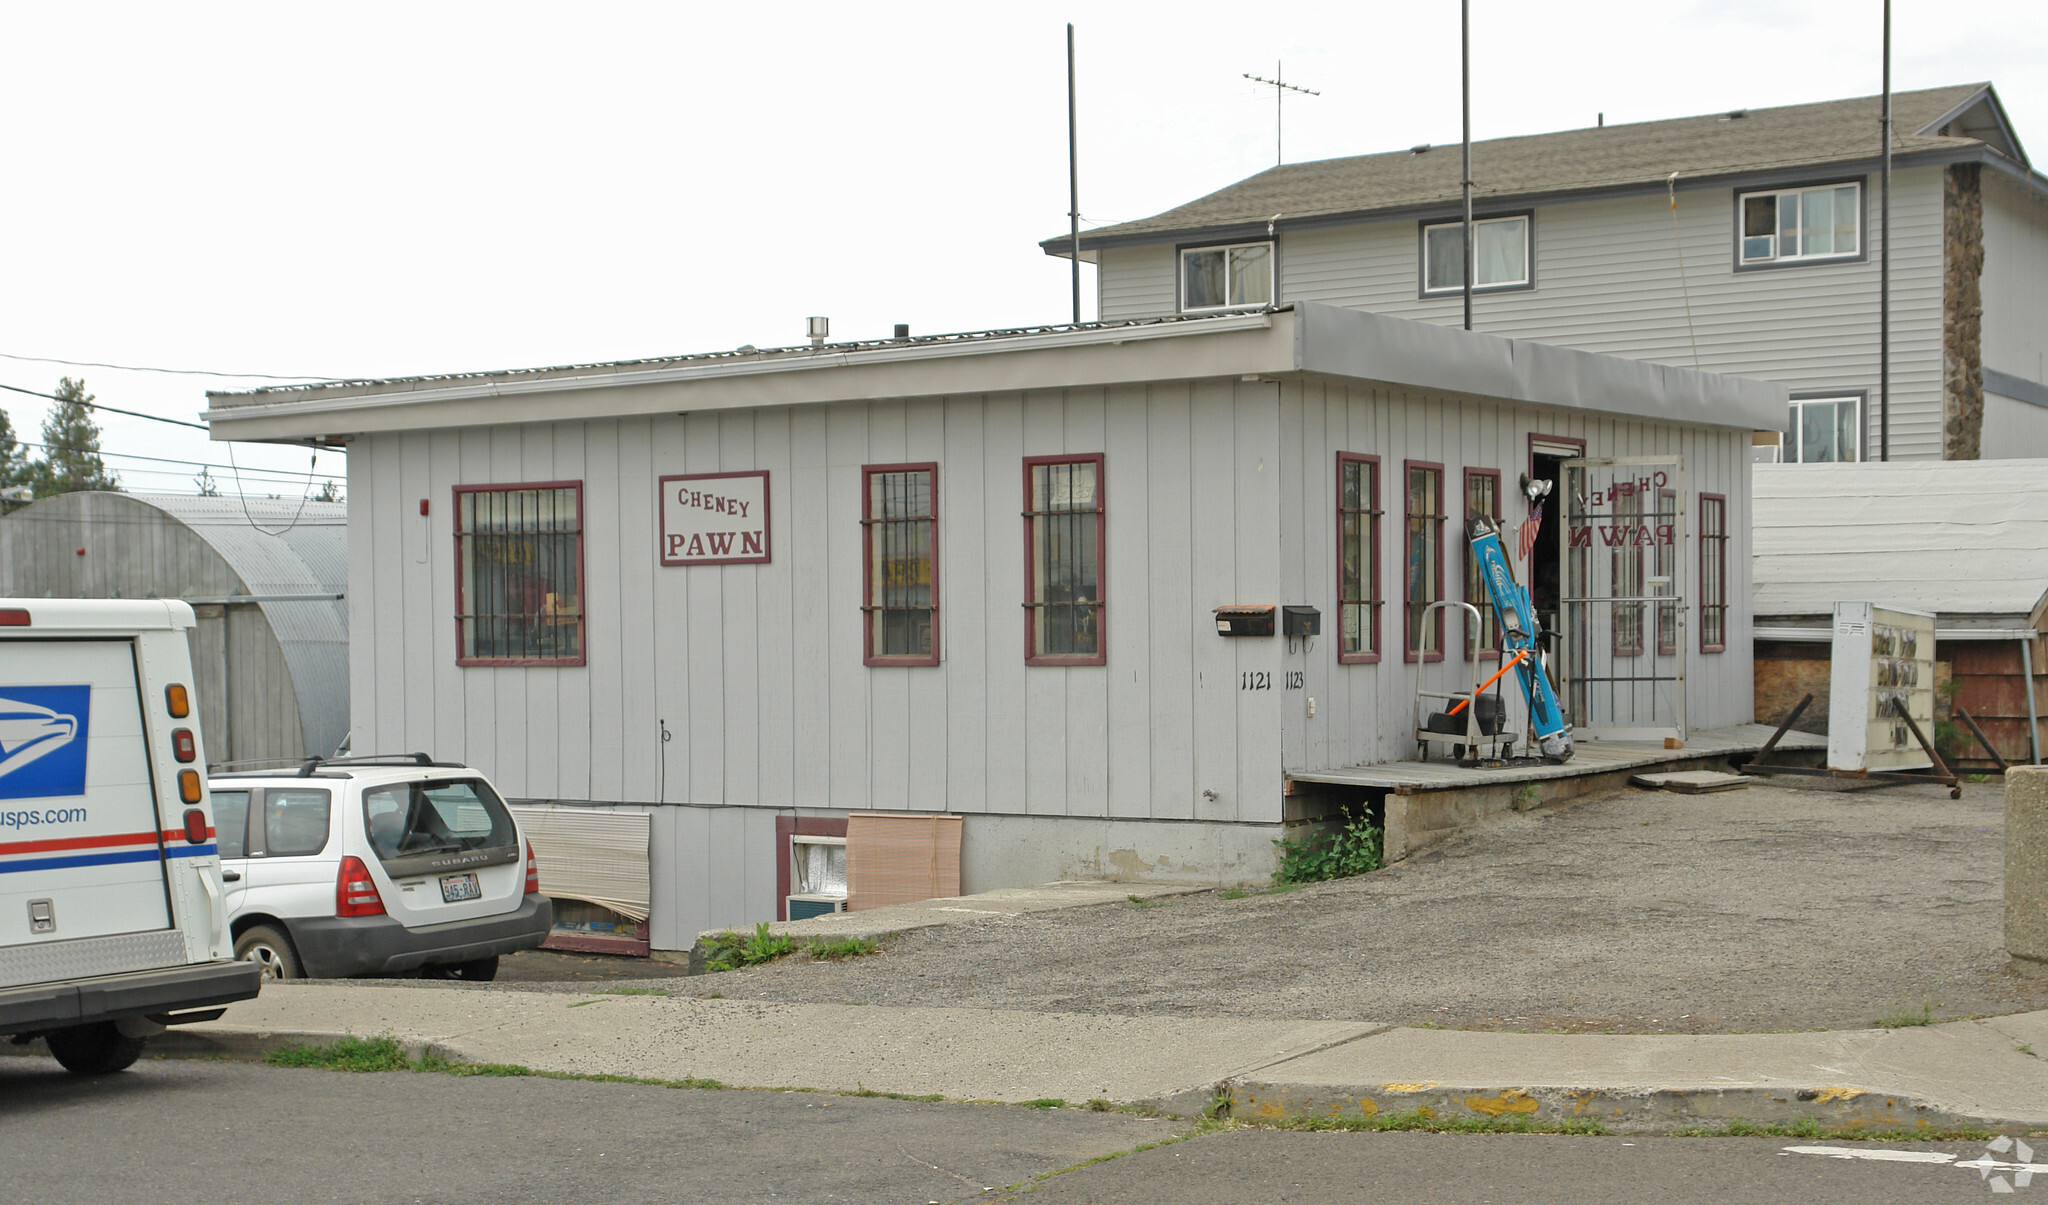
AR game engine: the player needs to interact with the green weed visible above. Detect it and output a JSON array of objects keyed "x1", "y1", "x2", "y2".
[
  {"x1": 1123, "y1": 894, "x2": 1167, "y2": 909},
  {"x1": 1876, "y1": 999, "x2": 1939, "y2": 1028},
  {"x1": 1272, "y1": 814, "x2": 1384, "y2": 885},
  {"x1": 1274, "y1": 1109, "x2": 1610, "y2": 1136},
  {"x1": 264, "y1": 1035, "x2": 412, "y2": 1072},
  {"x1": 1513, "y1": 784, "x2": 1542, "y2": 812},
  {"x1": 599, "y1": 986, "x2": 670, "y2": 996},
  {"x1": 806, "y1": 936, "x2": 880, "y2": 961},
  {"x1": 1669, "y1": 1119, "x2": 1993, "y2": 1141},
  {"x1": 1023, "y1": 1098, "x2": 1068, "y2": 1109},
  {"x1": 702, "y1": 922, "x2": 798, "y2": 972}
]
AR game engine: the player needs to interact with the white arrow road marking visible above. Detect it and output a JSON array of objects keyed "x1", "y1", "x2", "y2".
[{"x1": 1781, "y1": 1145, "x2": 1958, "y2": 1164}]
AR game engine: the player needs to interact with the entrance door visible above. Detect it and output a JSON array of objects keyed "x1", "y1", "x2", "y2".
[{"x1": 1558, "y1": 457, "x2": 1686, "y2": 742}]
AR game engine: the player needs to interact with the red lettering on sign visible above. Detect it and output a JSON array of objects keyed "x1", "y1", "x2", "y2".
[
  {"x1": 1569, "y1": 526, "x2": 1592, "y2": 548},
  {"x1": 665, "y1": 534, "x2": 685, "y2": 557},
  {"x1": 1598, "y1": 526, "x2": 1628, "y2": 547},
  {"x1": 707, "y1": 532, "x2": 735, "y2": 556},
  {"x1": 687, "y1": 534, "x2": 705, "y2": 557},
  {"x1": 741, "y1": 531, "x2": 764, "y2": 556}
]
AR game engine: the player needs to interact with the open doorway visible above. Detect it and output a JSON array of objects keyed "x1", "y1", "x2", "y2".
[{"x1": 1526, "y1": 435, "x2": 1584, "y2": 668}]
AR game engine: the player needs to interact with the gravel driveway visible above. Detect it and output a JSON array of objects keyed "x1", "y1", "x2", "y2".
[{"x1": 642, "y1": 778, "x2": 2048, "y2": 1034}]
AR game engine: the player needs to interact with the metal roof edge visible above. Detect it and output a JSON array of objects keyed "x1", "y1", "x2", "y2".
[{"x1": 1291, "y1": 301, "x2": 1785, "y2": 431}]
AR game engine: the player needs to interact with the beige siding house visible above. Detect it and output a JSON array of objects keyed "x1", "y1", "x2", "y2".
[{"x1": 1051, "y1": 84, "x2": 2048, "y2": 463}]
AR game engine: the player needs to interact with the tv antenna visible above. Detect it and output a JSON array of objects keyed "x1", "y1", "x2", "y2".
[{"x1": 1243, "y1": 61, "x2": 1319, "y2": 164}]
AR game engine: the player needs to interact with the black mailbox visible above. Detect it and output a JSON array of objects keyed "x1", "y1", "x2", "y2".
[
  {"x1": 1281, "y1": 605, "x2": 1321, "y2": 637},
  {"x1": 1214, "y1": 606, "x2": 1276, "y2": 637}
]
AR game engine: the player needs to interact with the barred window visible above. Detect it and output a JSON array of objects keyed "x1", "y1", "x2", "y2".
[
  {"x1": 863, "y1": 463, "x2": 939, "y2": 666},
  {"x1": 1337, "y1": 453, "x2": 1381, "y2": 664},
  {"x1": 455, "y1": 483, "x2": 584, "y2": 665},
  {"x1": 1700, "y1": 494, "x2": 1728, "y2": 653},
  {"x1": 1024, "y1": 455, "x2": 1104, "y2": 665},
  {"x1": 1404, "y1": 461, "x2": 1445, "y2": 662},
  {"x1": 1612, "y1": 488, "x2": 1645, "y2": 657},
  {"x1": 1462, "y1": 469, "x2": 1500, "y2": 660},
  {"x1": 1656, "y1": 487, "x2": 1679, "y2": 657}
]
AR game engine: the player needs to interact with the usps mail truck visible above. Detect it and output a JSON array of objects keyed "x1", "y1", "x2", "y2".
[{"x1": 0, "y1": 599, "x2": 260, "y2": 1074}]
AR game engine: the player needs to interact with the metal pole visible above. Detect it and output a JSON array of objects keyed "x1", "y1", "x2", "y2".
[
  {"x1": 1880, "y1": 0, "x2": 1892, "y2": 460},
  {"x1": 1461, "y1": 0, "x2": 1473, "y2": 332},
  {"x1": 2024, "y1": 636, "x2": 2043, "y2": 765},
  {"x1": 1068, "y1": 23, "x2": 1081, "y2": 326}
]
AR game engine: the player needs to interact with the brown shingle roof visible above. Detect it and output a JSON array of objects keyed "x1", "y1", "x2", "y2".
[{"x1": 1053, "y1": 84, "x2": 1994, "y2": 249}]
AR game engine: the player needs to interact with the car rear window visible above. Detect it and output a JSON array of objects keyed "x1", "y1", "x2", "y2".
[
  {"x1": 265, "y1": 789, "x2": 331, "y2": 857},
  {"x1": 212, "y1": 790, "x2": 250, "y2": 859},
  {"x1": 361, "y1": 778, "x2": 517, "y2": 864}
]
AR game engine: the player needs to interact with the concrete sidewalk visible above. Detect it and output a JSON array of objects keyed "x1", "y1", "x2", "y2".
[{"x1": 135, "y1": 983, "x2": 2048, "y2": 1134}]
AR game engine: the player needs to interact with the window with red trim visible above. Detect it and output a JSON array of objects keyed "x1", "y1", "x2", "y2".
[
  {"x1": 1023, "y1": 455, "x2": 1105, "y2": 665},
  {"x1": 1700, "y1": 494, "x2": 1728, "y2": 653},
  {"x1": 862, "y1": 463, "x2": 939, "y2": 666},
  {"x1": 1337, "y1": 453, "x2": 1381, "y2": 663},
  {"x1": 1404, "y1": 462, "x2": 1445, "y2": 662},
  {"x1": 455, "y1": 482, "x2": 585, "y2": 666},
  {"x1": 1461, "y1": 469, "x2": 1501, "y2": 660}
]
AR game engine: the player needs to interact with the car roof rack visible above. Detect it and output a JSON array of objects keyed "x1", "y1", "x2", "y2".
[{"x1": 293, "y1": 752, "x2": 470, "y2": 777}]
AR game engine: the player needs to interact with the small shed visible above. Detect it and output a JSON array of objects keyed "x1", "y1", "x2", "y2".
[
  {"x1": 1753, "y1": 460, "x2": 2048, "y2": 765},
  {"x1": 0, "y1": 491, "x2": 349, "y2": 764}
]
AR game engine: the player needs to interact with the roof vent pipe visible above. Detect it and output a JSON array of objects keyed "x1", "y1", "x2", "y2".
[
  {"x1": 806, "y1": 316, "x2": 829, "y2": 347},
  {"x1": 893, "y1": 324, "x2": 910, "y2": 340},
  {"x1": 1409, "y1": 143, "x2": 1431, "y2": 154}
]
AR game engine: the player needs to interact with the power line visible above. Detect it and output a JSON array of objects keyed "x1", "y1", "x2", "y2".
[
  {"x1": 0, "y1": 350, "x2": 338, "y2": 382},
  {"x1": 10, "y1": 439, "x2": 345, "y2": 482},
  {"x1": 0, "y1": 381, "x2": 209, "y2": 430}
]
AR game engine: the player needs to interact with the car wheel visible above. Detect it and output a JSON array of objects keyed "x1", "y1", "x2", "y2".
[
  {"x1": 420, "y1": 956, "x2": 498, "y2": 982},
  {"x1": 234, "y1": 925, "x2": 303, "y2": 980},
  {"x1": 45, "y1": 1022, "x2": 145, "y2": 1075}
]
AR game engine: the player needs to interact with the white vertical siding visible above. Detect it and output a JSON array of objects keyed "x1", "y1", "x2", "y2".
[{"x1": 1097, "y1": 168, "x2": 1952, "y2": 459}]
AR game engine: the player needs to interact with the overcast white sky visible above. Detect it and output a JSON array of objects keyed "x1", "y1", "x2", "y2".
[{"x1": 2, "y1": 1, "x2": 2042, "y2": 496}]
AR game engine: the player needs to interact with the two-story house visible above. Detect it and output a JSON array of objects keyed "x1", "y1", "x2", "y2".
[{"x1": 1046, "y1": 84, "x2": 2048, "y2": 463}]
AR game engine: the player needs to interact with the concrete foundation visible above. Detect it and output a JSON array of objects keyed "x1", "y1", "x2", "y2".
[
  {"x1": 2008, "y1": 765, "x2": 2048, "y2": 968},
  {"x1": 959, "y1": 813, "x2": 1284, "y2": 892}
]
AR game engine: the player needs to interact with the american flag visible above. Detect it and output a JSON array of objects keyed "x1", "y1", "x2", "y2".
[{"x1": 1517, "y1": 499, "x2": 1545, "y2": 561}]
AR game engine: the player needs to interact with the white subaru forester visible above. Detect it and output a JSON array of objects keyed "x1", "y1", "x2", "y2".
[{"x1": 207, "y1": 755, "x2": 551, "y2": 980}]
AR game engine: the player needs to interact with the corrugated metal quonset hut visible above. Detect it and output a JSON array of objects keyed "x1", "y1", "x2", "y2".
[
  {"x1": 1752, "y1": 460, "x2": 2048, "y2": 766},
  {"x1": 0, "y1": 491, "x2": 348, "y2": 765},
  {"x1": 205, "y1": 302, "x2": 1783, "y2": 950}
]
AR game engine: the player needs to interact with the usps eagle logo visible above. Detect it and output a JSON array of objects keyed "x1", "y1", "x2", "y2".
[{"x1": 0, "y1": 687, "x2": 91, "y2": 800}]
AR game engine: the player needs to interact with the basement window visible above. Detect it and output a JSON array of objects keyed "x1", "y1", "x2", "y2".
[
  {"x1": 1738, "y1": 182, "x2": 1861, "y2": 265},
  {"x1": 1181, "y1": 242, "x2": 1273, "y2": 311}
]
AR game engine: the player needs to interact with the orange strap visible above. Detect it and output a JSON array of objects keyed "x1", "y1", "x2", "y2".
[{"x1": 1446, "y1": 649, "x2": 1529, "y2": 716}]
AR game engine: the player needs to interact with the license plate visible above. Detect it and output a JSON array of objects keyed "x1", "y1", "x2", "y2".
[{"x1": 440, "y1": 873, "x2": 481, "y2": 903}]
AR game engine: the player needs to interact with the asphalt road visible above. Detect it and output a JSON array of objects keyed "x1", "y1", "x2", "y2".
[{"x1": 1, "y1": 1055, "x2": 2027, "y2": 1205}]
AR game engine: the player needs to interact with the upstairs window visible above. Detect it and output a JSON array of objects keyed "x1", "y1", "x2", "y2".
[
  {"x1": 1422, "y1": 215, "x2": 1530, "y2": 294},
  {"x1": 455, "y1": 482, "x2": 585, "y2": 666},
  {"x1": 1785, "y1": 396, "x2": 1862, "y2": 463},
  {"x1": 1739, "y1": 182, "x2": 1861, "y2": 265},
  {"x1": 1181, "y1": 242, "x2": 1273, "y2": 311},
  {"x1": 1023, "y1": 455, "x2": 1105, "y2": 665},
  {"x1": 862, "y1": 463, "x2": 939, "y2": 666},
  {"x1": 1337, "y1": 453, "x2": 1382, "y2": 664}
]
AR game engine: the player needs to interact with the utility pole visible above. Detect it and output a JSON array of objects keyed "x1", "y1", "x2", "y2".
[
  {"x1": 1461, "y1": 0, "x2": 1473, "y2": 331},
  {"x1": 1068, "y1": 23, "x2": 1082, "y2": 326},
  {"x1": 1880, "y1": 0, "x2": 1892, "y2": 461},
  {"x1": 1242, "y1": 62, "x2": 1320, "y2": 165}
]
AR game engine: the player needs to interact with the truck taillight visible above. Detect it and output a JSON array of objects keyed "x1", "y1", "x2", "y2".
[
  {"x1": 336, "y1": 856, "x2": 385, "y2": 917},
  {"x1": 0, "y1": 608, "x2": 29, "y2": 626},
  {"x1": 171, "y1": 728, "x2": 196, "y2": 762},
  {"x1": 178, "y1": 769, "x2": 202, "y2": 803},
  {"x1": 183, "y1": 809, "x2": 209, "y2": 844},
  {"x1": 165, "y1": 684, "x2": 190, "y2": 717},
  {"x1": 525, "y1": 841, "x2": 539, "y2": 895}
]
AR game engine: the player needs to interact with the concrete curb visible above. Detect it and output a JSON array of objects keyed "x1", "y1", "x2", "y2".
[{"x1": 1219, "y1": 1078, "x2": 2046, "y2": 1135}]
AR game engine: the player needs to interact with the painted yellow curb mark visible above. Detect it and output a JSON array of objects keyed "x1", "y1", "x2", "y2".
[
  {"x1": 1354, "y1": 1097, "x2": 1380, "y2": 1116},
  {"x1": 1463, "y1": 1089, "x2": 1540, "y2": 1117},
  {"x1": 1382, "y1": 1083, "x2": 1438, "y2": 1092},
  {"x1": 1415, "y1": 1105, "x2": 1437, "y2": 1119},
  {"x1": 1813, "y1": 1087, "x2": 1865, "y2": 1105}
]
